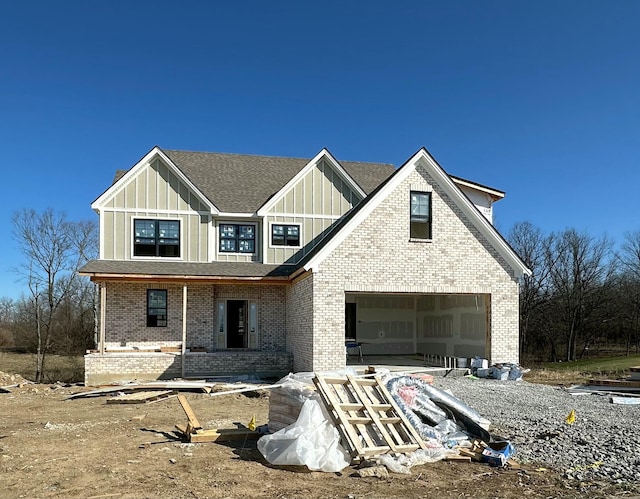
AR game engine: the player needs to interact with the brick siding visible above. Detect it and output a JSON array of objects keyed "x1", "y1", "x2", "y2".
[{"x1": 309, "y1": 166, "x2": 520, "y2": 370}]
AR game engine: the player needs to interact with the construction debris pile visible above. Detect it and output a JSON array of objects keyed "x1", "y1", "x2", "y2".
[
  {"x1": 568, "y1": 366, "x2": 640, "y2": 404},
  {"x1": 258, "y1": 371, "x2": 514, "y2": 473}
]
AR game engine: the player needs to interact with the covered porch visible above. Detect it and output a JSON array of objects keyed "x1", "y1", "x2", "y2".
[{"x1": 83, "y1": 268, "x2": 295, "y2": 385}]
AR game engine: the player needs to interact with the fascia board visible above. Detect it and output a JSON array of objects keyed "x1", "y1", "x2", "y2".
[
  {"x1": 303, "y1": 150, "x2": 422, "y2": 272},
  {"x1": 420, "y1": 150, "x2": 531, "y2": 277},
  {"x1": 256, "y1": 148, "x2": 366, "y2": 216},
  {"x1": 91, "y1": 147, "x2": 219, "y2": 215},
  {"x1": 451, "y1": 177, "x2": 505, "y2": 200},
  {"x1": 217, "y1": 212, "x2": 257, "y2": 218}
]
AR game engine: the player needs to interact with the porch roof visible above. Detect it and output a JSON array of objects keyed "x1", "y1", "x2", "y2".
[{"x1": 80, "y1": 259, "x2": 297, "y2": 282}]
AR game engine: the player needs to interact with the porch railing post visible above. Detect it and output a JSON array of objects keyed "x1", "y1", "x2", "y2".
[{"x1": 181, "y1": 284, "x2": 187, "y2": 378}]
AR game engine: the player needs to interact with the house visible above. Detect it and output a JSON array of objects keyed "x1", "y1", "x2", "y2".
[{"x1": 80, "y1": 146, "x2": 530, "y2": 385}]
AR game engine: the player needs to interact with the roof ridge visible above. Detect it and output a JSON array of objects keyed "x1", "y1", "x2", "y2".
[{"x1": 161, "y1": 148, "x2": 395, "y2": 167}]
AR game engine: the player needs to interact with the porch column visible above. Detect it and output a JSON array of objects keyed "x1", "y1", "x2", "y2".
[
  {"x1": 99, "y1": 283, "x2": 106, "y2": 355},
  {"x1": 181, "y1": 284, "x2": 187, "y2": 378}
]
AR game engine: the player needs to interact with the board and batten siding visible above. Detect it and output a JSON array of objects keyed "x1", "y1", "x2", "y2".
[
  {"x1": 101, "y1": 158, "x2": 210, "y2": 261},
  {"x1": 264, "y1": 158, "x2": 363, "y2": 264}
]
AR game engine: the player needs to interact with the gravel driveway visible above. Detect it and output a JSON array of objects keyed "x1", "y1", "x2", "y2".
[{"x1": 434, "y1": 376, "x2": 640, "y2": 485}]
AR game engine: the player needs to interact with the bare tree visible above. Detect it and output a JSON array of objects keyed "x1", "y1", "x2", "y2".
[
  {"x1": 0, "y1": 297, "x2": 16, "y2": 347},
  {"x1": 12, "y1": 209, "x2": 81, "y2": 382},
  {"x1": 508, "y1": 221, "x2": 556, "y2": 358},
  {"x1": 68, "y1": 219, "x2": 99, "y2": 349},
  {"x1": 548, "y1": 229, "x2": 616, "y2": 361},
  {"x1": 619, "y1": 230, "x2": 640, "y2": 354}
]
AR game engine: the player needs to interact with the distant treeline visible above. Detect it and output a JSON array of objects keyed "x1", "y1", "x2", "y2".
[{"x1": 509, "y1": 222, "x2": 640, "y2": 362}]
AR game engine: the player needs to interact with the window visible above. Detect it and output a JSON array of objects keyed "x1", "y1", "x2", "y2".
[
  {"x1": 219, "y1": 224, "x2": 255, "y2": 253},
  {"x1": 271, "y1": 224, "x2": 300, "y2": 247},
  {"x1": 410, "y1": 191, "x2": 431, "y2": 239},
  {"x1": 134, "y1": 219, "x2": 180, "y2": 257},
  {"x1": 147, "y1": 289, "x2": 167, "y2": 327}
]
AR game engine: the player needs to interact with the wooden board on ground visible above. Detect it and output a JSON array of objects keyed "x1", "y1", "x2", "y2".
[
  {"x1": 175, "y1": 394, "x2": 259, "y2": 443},
  {"x1": 313, "y1": 373, "x2": 427, "y2": 459},
  {"x1": 588, "y1": 379, "x2": 640, "y2": 389},
  {"x1": 106, "y1": 390, "x2": 177, "y2": 404},
  {"x1": 175, "y1": 424, "x2": 260, "y2": 443},
  {"x1": 65, "y1": 381, "x2": 215, "y2": 400}
]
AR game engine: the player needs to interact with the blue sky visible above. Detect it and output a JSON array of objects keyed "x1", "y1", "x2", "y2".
[{"x1": 1, "y1": 1, "x2": 639, "y2": 299}]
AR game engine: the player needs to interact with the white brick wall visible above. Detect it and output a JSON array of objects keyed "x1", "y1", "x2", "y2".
[{"x1": 307, "y1": 165, "x2": 520, "y2": 371}]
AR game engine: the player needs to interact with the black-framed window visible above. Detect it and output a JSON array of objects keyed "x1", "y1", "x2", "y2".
[
  {"x1": 219, "y1": 224, "x2": 255, "y2": 253},
  {"x1": 410, "y1": 191, "x2": 432, "y2": 239},
  {"x1": 271, "y1": 224, "x2": 300, "y2": 247},
  {"x1": 147, "y1": 289, "x2": 167, "y2": 327},
  {"x1": 134, "y1": 219, "x2": 180, "y2": 257}
]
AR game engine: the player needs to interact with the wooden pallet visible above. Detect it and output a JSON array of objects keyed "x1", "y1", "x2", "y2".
[
  {"x1": 313, "y1": 374, "x2": 427, "y2": 459},
  {"x1": 106, "y1": 390, "x2": 177, "y2": 404}
]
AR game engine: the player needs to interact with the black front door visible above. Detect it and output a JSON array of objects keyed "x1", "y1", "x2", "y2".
[{"x1": 227, "y1": 300, "x2": 247, "y2": 348}]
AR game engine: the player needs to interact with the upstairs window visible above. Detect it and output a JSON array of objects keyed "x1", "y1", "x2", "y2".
[
  {"x1": 147, "y1": 289, "x2": 167, "y2": 327},
  {"x1": 134, "y1": 219, "x2": 180, "y2": 257},
  {"x1": 271, "y1": 224, "x2": 300, "y2": 247},
  {"x1": 219, "y1": 224, "x2": 255, "y2": 253},
  {"x1": 410, "y1": 191, "x2": 432, "y2": 239}
]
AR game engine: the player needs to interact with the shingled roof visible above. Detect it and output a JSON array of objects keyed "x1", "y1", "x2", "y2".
[
  {"x1": 80, "y1": 259, "x2": 295, "y2": 279},
  {"x1": 161, "y1": 149, "x2": 395, "y2": 213}
]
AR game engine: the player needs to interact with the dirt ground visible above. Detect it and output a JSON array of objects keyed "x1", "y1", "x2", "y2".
[{"x1": 0, "y1": 377, "x2": 636, "y2": 499}]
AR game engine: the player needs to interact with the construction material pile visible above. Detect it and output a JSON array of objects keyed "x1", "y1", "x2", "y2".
[{"x1": 258, "y1": 371, "x2": 513, "y2": 473}]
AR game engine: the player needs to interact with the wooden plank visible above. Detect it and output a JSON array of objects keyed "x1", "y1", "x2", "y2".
[
  {"x1": 588, "y1": 379, "x2": 640, "y2": 388},
  {"x1": 188, "y1": 428, "x2": 259, "y2": 443},
  {"x1": 347, "y1": 416, "x2": 401, "y2": 425},
  {"x1": 65, "y1": 381, "x2": 215, "y2": 400},
  {"x1": 177, "y1": 394, "x2": 202, "y2": 430},
  {"x1": 106, "y1": 390, "x2": 176, "y2": 404}
]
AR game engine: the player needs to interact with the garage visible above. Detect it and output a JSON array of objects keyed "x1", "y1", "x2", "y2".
[{"x1": 345, "y1": 293, "x2": 490, "y2": 359}]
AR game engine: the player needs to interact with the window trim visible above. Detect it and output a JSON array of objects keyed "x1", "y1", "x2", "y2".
[
  {"x1": 268, "y1": 222, "x2": 302, "y2": 249},
  {"x1": 146, "y1": 289, "x2": 168, "y2": 327},
  {"x1": 218, "y1": 222, "x2": 257, "y2": 254},
  {"x1": 410, "y1": 191, "x2": 432, "y2": 241},
  {"x1": 132, "y1": 217, "x2": 182, "y2": 259}
]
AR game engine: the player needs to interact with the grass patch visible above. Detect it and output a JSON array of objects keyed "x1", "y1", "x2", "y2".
[
  {"x1": 0, "y1": 351, "x2": 84, "y2": 384},
  {"x1": 525, "y1": 354, "x2": 640, "y2": 385}
]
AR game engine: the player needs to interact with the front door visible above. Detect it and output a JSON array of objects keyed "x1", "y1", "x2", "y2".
[{"x1": 227, "y1": 300, "x2": 247, "y2": 348}]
